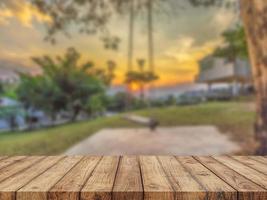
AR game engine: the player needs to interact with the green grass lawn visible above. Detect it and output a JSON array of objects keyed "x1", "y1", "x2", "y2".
[{"x1": 0, "y1": 101, "x2": 256, "y2": 155}]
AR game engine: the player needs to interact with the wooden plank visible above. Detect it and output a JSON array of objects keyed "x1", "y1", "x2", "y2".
[
  {"x1": 0, "y1": 157, "x2": 8, "y2": 162},
  {"x1": 17, "y1": 156, "x2": 82, "y2": 200},
  {"x1": 232, "y1": 156, "x2": 267, "y2": 175},
  {"x1": 0, "y1": 156, "x2": 43, "y2": 183},
  {"x1": 48, "y1": 156, "x2": 101, "y2": 200},
  {"x1": 0, "y1": 156, "x2": 63, "y2": 200},
  {"x1": 81, "y1": 156, "x2": 120, "y2": 200},
  {"x1": 177, "y1": 157, "x2": 236, "y2": 200},
  {"x1": 0, "y1": 156, "x2": 267, "y2": 200},
  {"x1": 113, "y1": 156, "x2": 143, "y2": 200},
  {"x1": 139, "y1": 156, "x2": 174, "y2": 200},
  {"x1": 0, "y1": 156, "x2": 26, "y2": 171},
  {"x1": 196, "y1": 156, "x2": 267, "y2": 200},
  {"x1": 250, "y1": 156, "x2": 267, "y2": 165},
  {"x1": 214, "y1": 156, "x2": 267, "y2": 190},
  {"x1": 158, "y1": 156, "x2": 206, "y2": 200}
]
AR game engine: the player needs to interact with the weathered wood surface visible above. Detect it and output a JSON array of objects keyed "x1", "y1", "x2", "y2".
[{"x1": 0, "y1": 156, "x2": 267, "y2": 200}]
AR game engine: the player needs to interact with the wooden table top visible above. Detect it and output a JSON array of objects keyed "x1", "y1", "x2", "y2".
[{"x1": 0, "y1": 156, "x2": 267, "y2": 200}]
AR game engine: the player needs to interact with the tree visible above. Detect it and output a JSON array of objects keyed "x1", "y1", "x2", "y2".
[
  {"x1": 17, "y1": 48, "x2": 106, "y2": 123},
  {"x1": 194, "y1": 0, "x2": 267, "y2": 154},
  {"x1": 17, "y1": 74, "x2": 65, "y2": 127},
  {"x1": 85, "y1": 94, "x2": 106, "y2": 117},
  {"x1": 125, "y1": 0, "x2": 155, "y2": 73},
  {"x1": 126, "y1": 59, "x2": 158, "y2": 101},
  {"x1": 147, "y1": 0, "x2": 154, "y2": 73},
  {"x1": 128, "y1": 0, "x2": 135, "y2": 72},
  {"x1": 0, "y1": 82, "x2": 4, "y2": 96},
  {"x1": 0, "y1": 105, "x2": 24, "y2": 131},
  {"x1": 108, "y1": 92, "x2": 129, "y2": 112},
  {"x1": 240, "y1": 0, "x2": 267, "y2": 154},
  {"x1": 106, "y1": 60, "x2": 117, "y2": 85},
  {"x1": 213, "y1": 25, "x2": 248, "y2": 61}
]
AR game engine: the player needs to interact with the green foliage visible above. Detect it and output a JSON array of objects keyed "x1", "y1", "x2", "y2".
[
  {"x1": 107, "y1": 92, "x2": 151, "y2": 111},
  {"x1": 165, "y1": 95, "x2": 177, "y2": 106},
  {"x1": 3, "y1": 88, "x2": 18, "y2": 100},
  {"x1": 86, "y1": 94, "x2": 106, "y2": 116},
  {"x1": 125, "y1": 71, "x2": 158, "y2": 84},
  {"x1": 188, "y1": 0, "x2": 234, "y2": 7},
  {"x1": 0, "y1": 83, "x2": 4, "y2": 96},
  {"x1": 131, "y1": 98, "x2": 149, "y2": 109},
  {"x1": 17, "y1": 75, "x2": 65, "y2": 120},
  {"x1": 107, "y1": 92, "x2": 129, "y2": 112},
  {"x1": 214, "y1": 25, "x2": 249, "y2": 61},
  {"x1": 30, "y1": 0, "x2": 235, "y2": 45},
  {"x1": 0, "y1": 106, "x2": 24, "y2": 131},
  {"x1": 17, "y1": 48, "x2": 106, "y2": 121}
]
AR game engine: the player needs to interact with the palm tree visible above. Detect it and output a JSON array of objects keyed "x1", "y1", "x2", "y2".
[
  {"x1": 128, "y1": 0, "x2": 135, "y2": 72},
  {"x1": 125, "y1": 58, "x2": 158, "y2": 101},
  {"x1": 107, "y1": 60, "x2": 117, "y2": 85},
  {"x1": 147, "y1": 0, "x2": 154, "y2": 73},
  {"x1": 137, "y1": 59, "x2": 146, "y2": 100}
]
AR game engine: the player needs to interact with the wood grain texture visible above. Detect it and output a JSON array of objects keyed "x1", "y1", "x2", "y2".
[
  {"x1": 158, "y1": 156, "x2": 206, "y2": 200},
  {"x1": 0, "y1": 156, "x2": 266, "y2": 200},
  {"x1": 232, "y1": 156, "x2": 267, "y2": 175},
  {"x1": 0, "y1": 156, "x2": 26, "y2": 171},
  {"x1": 49, "y1": 156, "x2": 101, "y2": 200},
  {"x1": 0, "y1": 156, "x2": 43, "y2": 183},
  {"x1": 214, "y1": 156, "x2": 267, "y2": 190},
  {"x1": 196, "y1": 156, "x2": 267, "y2": 200},
  {"x1": 17, "y1": 156, "x2": 82, "y2": 200},
  {"x1": 113, "y1": 156, "x2": 143, "y2": 200},
  {"x1": 250, "y1": 156, "x2": 267, "y2": 165},
  {"x1": 0, "y1": 157, "x2": 8, "y2": 162},
  {"x1": 177, "y1": 157, "x2": 237, "y2": 200},
  {"x1": 139, "y1": 156, "x2": 174, "y2": 200},
  {"x1": 0, "y1": 156, "x2": 63, "y2": 200},
  {"x1": 81, "y1": 156, "x2": 120, "y2": 200}
]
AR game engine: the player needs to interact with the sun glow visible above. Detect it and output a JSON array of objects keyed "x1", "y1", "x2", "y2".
[{"x1": 128, "y1": 82, "x2": 140, "y2": 92}]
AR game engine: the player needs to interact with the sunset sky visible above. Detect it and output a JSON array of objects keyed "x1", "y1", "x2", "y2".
[{"x1": 0, "y1": 0, "x2": 237, "y2": 86}]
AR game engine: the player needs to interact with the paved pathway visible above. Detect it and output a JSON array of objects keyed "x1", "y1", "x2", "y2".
[{"x1": 65, "y1": 126, "x2": 239, "y2": 155}]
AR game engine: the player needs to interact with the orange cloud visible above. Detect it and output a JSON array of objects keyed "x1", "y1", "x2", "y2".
[{"x1": 0, "y1": 0, "x2": 51, "y2": 27}]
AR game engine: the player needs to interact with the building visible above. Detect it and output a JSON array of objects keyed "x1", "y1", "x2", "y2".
[
  {"x1": 196, "y1": 56, "x2": 252, "y2": 96},
  {"x1": 0, "y1": 59, "x2": 41, "y2": 84},
  {"x1": 0, "y1": 68, "x2": 20, "y2": 84}
]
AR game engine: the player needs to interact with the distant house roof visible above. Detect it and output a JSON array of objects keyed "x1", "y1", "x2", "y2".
[
  {"x1": 0, "y1": 69, "x2": 19, "y2": 84},
  {"x1": 196, "y1": 57, "x2": 252, "y2": 84},
  {"x1": 0, "y1": 97, "x2": 19, "y2": 107},
  {"x1": 0, "y1": 59, "x2": 42, "y2": 84}
]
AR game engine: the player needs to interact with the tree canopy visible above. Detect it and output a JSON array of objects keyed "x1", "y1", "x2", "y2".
[
  {"x1": 29, "y1": 0, "x2": 236, "y2": 44},
  {"x1": 17, "y1": 48, "x2": 106, "y2": 121},
  {"x1": 213, "y1": 25, "x2": 248, "y2": 61}
]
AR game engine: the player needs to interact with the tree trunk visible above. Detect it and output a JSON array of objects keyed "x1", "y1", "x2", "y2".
[
  {"x1": 126, "y1": 0, "x2": 135, "y2": 109},
  {"x1": 140, "y1": 83, "x2": 145, "y2": 101},
  {"x1": 240, "y1": 0, "x2": 267, "y2": 154},
  {"x1": 147, "y1": 0, "x2": 154, "y2": 73},
  {"x1": 128, "y1": 0, "x2": 135, "y2": 72}
]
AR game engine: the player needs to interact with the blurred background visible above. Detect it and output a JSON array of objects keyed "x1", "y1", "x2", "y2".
[{"x1": 0, "y1": 0, "x2": 262, "y2": 156}]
